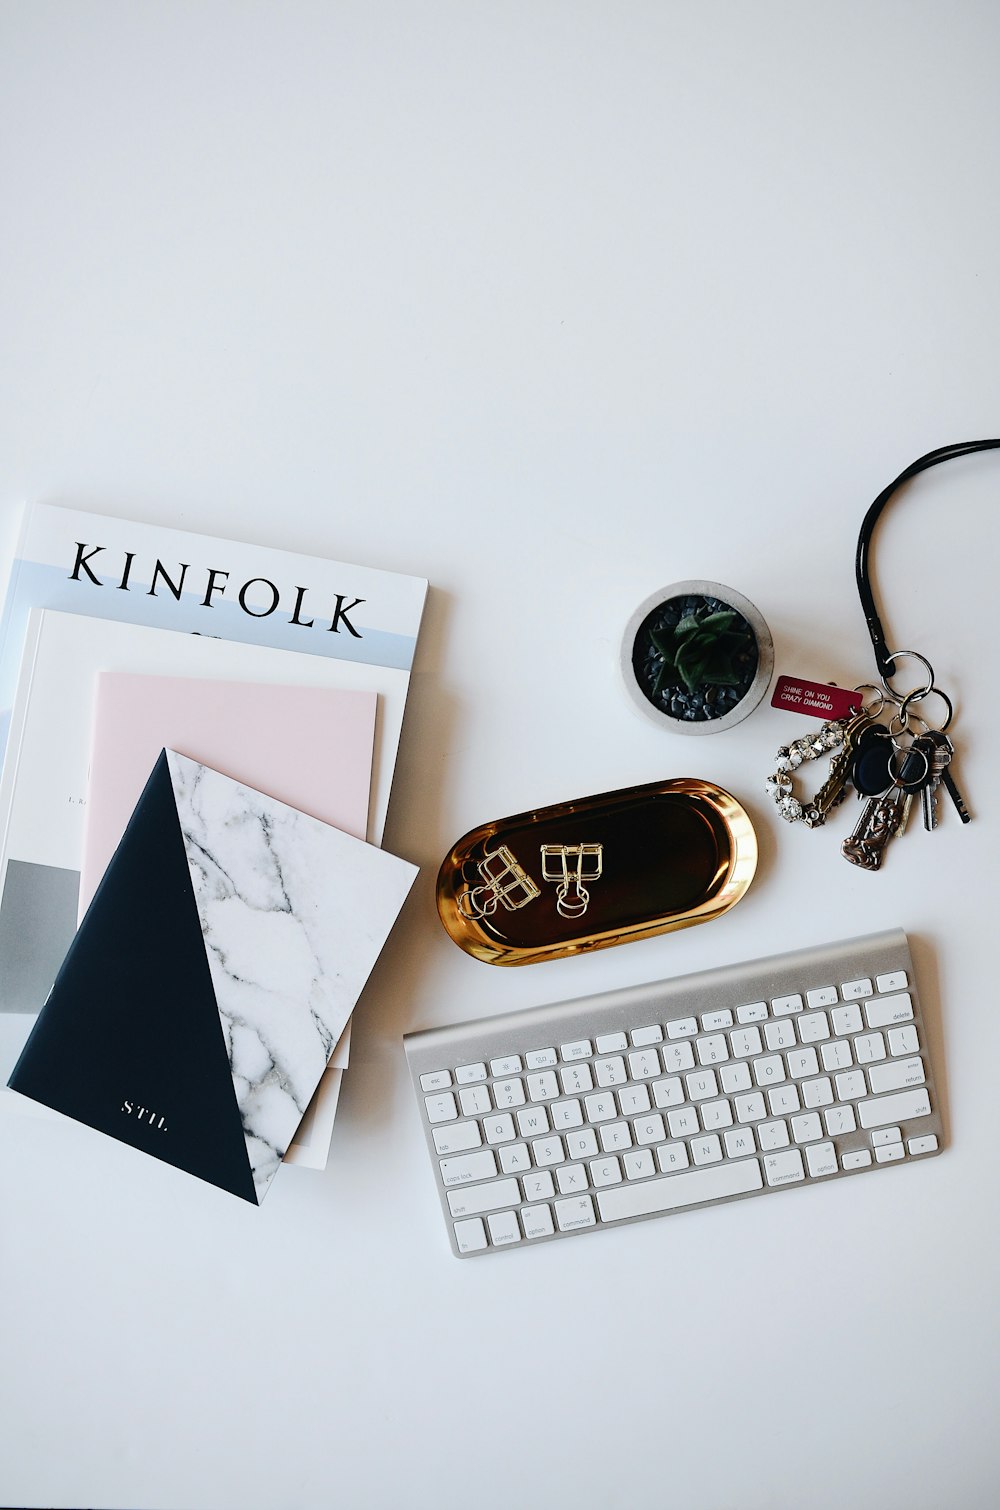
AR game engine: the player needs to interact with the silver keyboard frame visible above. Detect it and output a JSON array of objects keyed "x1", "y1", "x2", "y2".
[{"x1": 405, "y1": 929, "x2": 943, "y2": 1257}]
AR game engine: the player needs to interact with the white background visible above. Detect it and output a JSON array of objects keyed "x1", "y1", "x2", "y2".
[{"x1": 2, "y1": 4, "x2": 999, "y2": 1508}]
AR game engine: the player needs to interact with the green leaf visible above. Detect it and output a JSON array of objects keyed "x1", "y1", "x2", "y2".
[
  {"x1": 697, "y1": 610, "x2": 738, "y2": 634},
  {"x1": 674, "y1": 613, "x2": 701, "y2": 639}
]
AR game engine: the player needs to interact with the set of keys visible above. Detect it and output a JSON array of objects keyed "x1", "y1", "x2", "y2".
[{"x1": 766, "y1": 654, "x2": 971, "y2": 871}]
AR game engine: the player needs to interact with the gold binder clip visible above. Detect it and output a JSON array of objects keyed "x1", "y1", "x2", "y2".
[
  {"x1": 457, "y1": 845, "x2": 541, "y2": 920},
  {"x1": 540, "y1": 843, "x2": 604, "y2": 918}
]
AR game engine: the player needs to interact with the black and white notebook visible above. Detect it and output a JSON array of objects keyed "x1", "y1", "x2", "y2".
[{"x1": 8, "y1": 750, "x2": 417, "y2": 1203}]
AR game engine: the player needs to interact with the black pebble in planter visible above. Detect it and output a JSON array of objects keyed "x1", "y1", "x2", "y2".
[{"x1": 621, "y1": 580, "x2": 774, "y2": 734}]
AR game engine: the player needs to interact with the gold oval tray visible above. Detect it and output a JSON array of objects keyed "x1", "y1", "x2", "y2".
[{"x1": 436, "y1": 777, "x2": 757, "y2": 965}]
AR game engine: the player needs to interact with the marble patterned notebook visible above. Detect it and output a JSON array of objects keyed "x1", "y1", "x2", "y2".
[{"x1": 7, "y1": 750, "x2": 418, "y2": 1203}]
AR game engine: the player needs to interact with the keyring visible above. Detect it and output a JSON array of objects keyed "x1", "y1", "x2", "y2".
[
  {"x1": 853, "y1": 683, "x2": 887, "y2": 717},
  {"x1": 888, "y1": 743, "x2": 928, "y2": 786},
  {"x1": 899, "y1": 685, "x2": 953, "y2": 733},
  {"x1": 880, "y1": 649, "x2": 934, "y2": 704}
]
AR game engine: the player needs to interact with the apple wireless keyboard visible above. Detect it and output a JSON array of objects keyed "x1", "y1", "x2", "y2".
[{"x1": 404, "y1": 929, "x2": 942, "y2": 1257}]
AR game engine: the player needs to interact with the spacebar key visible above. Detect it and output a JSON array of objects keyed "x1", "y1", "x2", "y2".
[{"x1": 596, "y1": 1159, "x2": 763, "y2": 1222}]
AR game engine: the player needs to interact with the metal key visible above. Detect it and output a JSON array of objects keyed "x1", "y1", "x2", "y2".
[
  {"x1": 925, "y1": 730, "x2": 972, "y2": 824},
  {"x1": 810, "y1": 709, "x2": 879, "y2": 823}
]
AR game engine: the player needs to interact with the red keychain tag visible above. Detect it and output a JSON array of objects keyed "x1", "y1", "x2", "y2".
[{"x1": 770, "y1": 676, "x2": 862, "y2": 721}]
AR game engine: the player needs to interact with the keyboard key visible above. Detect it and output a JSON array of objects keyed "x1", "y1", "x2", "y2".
[
  {"x1": 555, "y1": 1195, "x2": 597, "y2": 1231},
  {"x1": 526, "y1": 1071, "x2": 559, "y2": 1101},
  {"x1": 867, "y1": 1057, "x2": 925, "y2": 1095},
  {"x1": 831, "y1": 1003, "x2": 863, "y2": 1037},
  {"x1": 697, "y1": 1034, "x2": 730, "y2": 1065},
  {"x1": 618, "y1": 1084, "x2": 652, "y2": 1116},
  {"x1": 561, "y1": 1040, "x2": 592, "y2": 1062},
  {"x1": 875, "y1": 1143, "x2": 905, "y2": 1163},
  {"x1": 550, "y1": 1099, "x2": 583, "y2": 1129},
  {"x1": 532, "y1": 1136, "x2": 565, "y2": 1166},
  {"x1": 667, "y1": 1107, "x2": 700, "y2": 1138},
  {"x1": 764, "y1": 1020, "x2": 796, "y2": 1052},
  {"x1": 420, "y1": 1070, "x2": 452, "y2": 1092},
  {"x1": 730, "y1": 1027, "x2": 763, "y2": 1059},
  {"x1": 455, "y1": 1062, "x2": 487, "y2": 1084},
  {"x1": 598, "y1": 1158, "x2": 763, "y2": 1222},
  {"x1": 835, "y1": 1071, "x2": 866, "y2": 1100},
  {"x1": 623, "y1": 1149, "x2": 655, "y2": 1180},
  {"x1": 425, "y1": 1093, "x2": 458, "y2": 1123},
  {"x1": 798, "y1": 1012, "x2": 830, "y2": 1044},
  {"x1": 805, "y1": 1141, "x2": 838, "y2": 1177},
  {"x1": 595, "y1": 1057, "x2": 627, "y2": 1087},
  {"x1": 666, "y1": 1017, "x2": 698, "y2": 1039},
  {"x1": 736, "y1": 1001, "x2": 767, "y2": 1023},
  {"x1": 657, "y1": 1141, "x2": 690, "y2": 1172},
  {"x1": 768, "y1": 1085, "x2": 800, "y2": 1117},
  {"x1": 842, "y1": 1149, "x2": 873, "y2": 1169},
  {"x1": 806, "y1": 986, "x2": 838, "y2": 1008},
  {"x1": 447, "y1": 1179, "x2": 521, "y2": 1218},
  {"x1": 484, "y1": 1114, "x2": 516, "y2": 1143},
  {"x1": 686, "y1": 1070, "x2": 719, "y2": 1101},
  {"x1": 487, "y1": 1210, "x2": 521, "y2": 1245},
  {"x1": 853, "y1": 1032, "x2": 886, "y2": 1065},
  {"x1": 734, "y1": 1091, "x2": 767, "y2": 1122},
  {"x1": 599, "y1": 1122, "x2": 633, "y2": 1153},
  {"x1": 633, "y1": 1115, "x2": 666, "y2": 1146},
  {"x1": 629, "y1": 1049, "x2": 662, "y2": 1080},
  {"x1": 439, "y1": 1150, "x2": 498, "y2": 1187},
  {"x1": 595, "y1": 1032, "x2": 627, "y2": 1053},
  {"x1": 652, "y1": 1077, "x2": 684, "y2": 1109},
  {"x1": 702, "y1": 1009, "x2": 734, "y2": 1030},
  {"x1": 724, "y1": 1128, "x2": 756, "y2": 1158},
  {"x1": 888, "y1": 1025, "x2": 920, "y2": 1056},
  {"x1": 876, "y1": 970, "x2": 908, "y2": 993},
  {"x1": 631, "y1": 1024, "x2": 663, "y2": 1046},
  {"x1": 491, "y1": 1055, "x2": 522, "y2": 1076},
  {"x1": 802, "y1": 1077, "x2": 833, "y2": 1109},
  {"x1": 691, "y1": 1134, "x2": 723, "y2": 1165},
  {"x1": 454, "y1": 1218, "x2": 488, "y2": 1253},
  {"x1": 516, "y1": 1106, "x2": 550, "y2": 1138},
  {"x1": 459, "y1": 1086, "x2": 491, "y2": 1117},
  {"x1": 561, "y1": 1064, "x2": 594, "y2": 1095},
  {"x1": 433, "y1": 1121, "x2": 482, "y2": 1155},
  {"x1": 757, "y1": 1119, "x2": 789, "y2": 1151},
  {"x1": 786, "y1": 1048, "x2": 819, "y2": 1080},
  {"x1": 556, "y1": 1164, "x2": 588, "y2": 1194},
  {"x1": 821, "y1": 1041, "x2": 852, "y2": 1073},
  {"x1": 499, "y1": 1143, "x2": 531, "y2": 1173},
  {"x1": 871, "y1": 1126, "x2": 902, "y2": 1146},
  {"x1": 525, "y1": 1048, "x2": 557, "y2": 1069},
  {"x1": 719, "y1": 1062, "x2": 752, "y2": 1094},
  {"x1": 493, "y1": 1078, "x2": 526, "y2": 1108},
  {"x1": 661, "y1": 1041, "x2": 695, "y2": 1073},
  {"x1": 590, "y1": 1156, "x2": 623, "y2": 1187},
  {"x1": 772, "y1": 994, "x2": 803, "y2": 1017},
  {"x1": 908, "y1": 1134, "x2": 939, "y2": 1155},
  {"x1": 522, "y1": 1170, "x2": 556, "y2": 1202},
  {"x1": 565, "y1": 1128, "x2": 599, "y2": 1159},
  {"x1": 585, "y1": 1093, "x2": 616, "y2": 1123},
  {"x1": 763, "y1": 1148, "x2": 804, "y2": 1185},
  {"x1": 754, "y1": 1056, "x2": 786, "y2": 1087},
  {"x1": 858, "y1": 1087, "x2": 931, "y2": 1129},
  {"x1": 700, "y1": 1099, "x2": 734, "y2": 1131},
  {"x1": 824, "y1": 1105, "x2": 856, "y2": 1137},
  {"x1": 842, "y1": 977, "x2": 873, "y2": 999},
  {"x1": 791, "y1": 1112, "x2": 823, "y2": 1143},
  {"x1": 521, "y1": 1204, "x2": 555, "y2": 1240},
  {"x1": 865, "y1": 993, "x2": 913, "y2": 1029}
]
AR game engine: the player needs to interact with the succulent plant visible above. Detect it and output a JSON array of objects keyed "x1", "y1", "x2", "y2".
[{"x1": 650, "y1": 609, "x2": 748, "y2": 695}]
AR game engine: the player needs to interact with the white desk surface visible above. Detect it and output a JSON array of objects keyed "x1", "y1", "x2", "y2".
[{"x1": 2, "y1": 5, "x2": 999, "y2": 1508}]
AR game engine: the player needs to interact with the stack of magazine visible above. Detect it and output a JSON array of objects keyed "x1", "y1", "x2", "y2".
[{"x1": 0, "y1": 504, "x2": 427, "y2": 1194}]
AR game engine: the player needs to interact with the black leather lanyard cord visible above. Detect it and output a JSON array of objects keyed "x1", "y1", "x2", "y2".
[{"x1": 856, "y1": 439, "x2": 1000, "y2": 681}]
